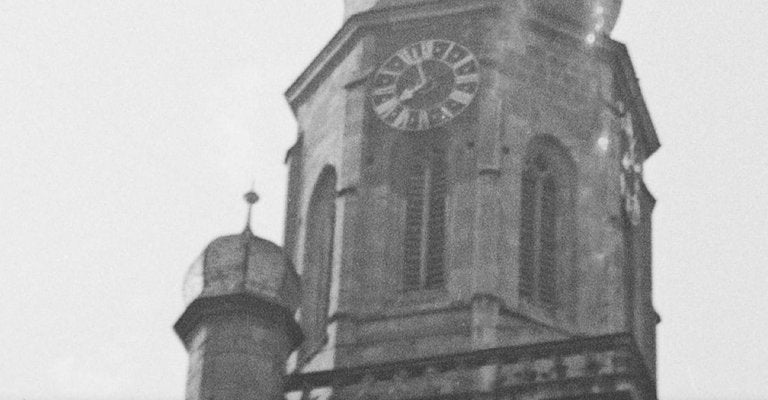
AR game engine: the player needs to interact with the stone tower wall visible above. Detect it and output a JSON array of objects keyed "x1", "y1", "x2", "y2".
[
  {"x1": 183, "y1": 312, "x2": 293, "y2": 400},
  {"x1": 285, "y1": 0, "x2": 655, "y2": 380}
]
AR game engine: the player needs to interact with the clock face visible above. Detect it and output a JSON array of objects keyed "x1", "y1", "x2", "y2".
[{"x1": 370, "y1": 39, "x2": 480, "y2": 131}]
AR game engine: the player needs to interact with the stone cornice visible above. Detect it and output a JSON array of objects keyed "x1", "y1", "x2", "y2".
[
  {"x1": 284, "y1": 333, "x2": 656, "y2": 400},
  {"x1": 174, "y1": 293, "x2": 304, "y2": 351}
]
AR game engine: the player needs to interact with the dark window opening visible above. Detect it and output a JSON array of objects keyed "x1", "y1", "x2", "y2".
[
  {"x1": 519, "y1": 143, "x2": 571, "y2": 310},
  {"x1": 404, "y1": 146, "x2": 447, "y2": 291}
]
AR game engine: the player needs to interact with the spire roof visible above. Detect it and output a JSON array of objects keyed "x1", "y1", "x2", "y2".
[
  {"x1": 181, "y1": 191, "x2": 300, "y2": 313},
  {"x1": 243, "y1": 189, "x2": 260, "y2": 233}
]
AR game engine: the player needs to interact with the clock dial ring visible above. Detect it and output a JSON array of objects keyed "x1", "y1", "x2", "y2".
[{"x1": 370, "y1": 39, "x2": 480, "y2": 131}]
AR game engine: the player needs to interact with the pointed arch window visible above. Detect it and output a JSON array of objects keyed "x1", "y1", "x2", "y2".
[
  {"x1": 301, "y1": 167, "x2": 337, "y2": 356},
  {"x1": 519, "y1": 138, "x2": 574, "y2": 310},
  {"x1": 403, "y1": 145, "x2": 447, "y2": 291}
]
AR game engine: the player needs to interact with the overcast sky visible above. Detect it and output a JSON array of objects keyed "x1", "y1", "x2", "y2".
[{"x1": 1, "y1": 1, "x2": 767, "y2": 399}]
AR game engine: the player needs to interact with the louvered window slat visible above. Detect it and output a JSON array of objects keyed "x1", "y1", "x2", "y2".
[
  {"x1": 539, "y1": 175, "x2": 558, "y2": 308},
  {"x1": 404, "y1": 161, "x2": 426, "y2": 290},
  {"x1": 427, "y1": 149, "x2": 447, "y2": 289},
  {"x1": 404, "y1": 144, "x2": 447, "y2": 291},
  {"x1": 425, "y1": 172, "x2": 446, "y2": 288},
  {"x1": 519, "y1": 150, "x2": 564, "y2": 310}
]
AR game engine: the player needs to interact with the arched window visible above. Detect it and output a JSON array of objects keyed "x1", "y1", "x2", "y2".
[
  {"x1": 519, "y1": 137, "x2": 574, "y2": 310},
  {"x1": 301, "y1": 167, "x2": 337, "y2": 355},
  {"x1": 403, "y1": 144, "x2": 447, "y2": 291}
]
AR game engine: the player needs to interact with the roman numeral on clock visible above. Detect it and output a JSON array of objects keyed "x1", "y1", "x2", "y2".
[
  {"x1": 376, "y1": 98, "x2": 399, "y2": 117},
  {"x1": 449, "y1": 90, "x2": 474, "y2": 105},
  {"x1": 372, "y1": 85, "x2": 396, "y2": 96}
]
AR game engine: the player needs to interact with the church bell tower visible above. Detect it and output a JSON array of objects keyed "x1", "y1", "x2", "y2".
[{"x1": 283, "y1": 0, "x2": 660, "y2": 399}]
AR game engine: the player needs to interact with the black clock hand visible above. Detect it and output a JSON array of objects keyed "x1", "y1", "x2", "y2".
[
  {"x1": 412, "y1": 69, "x2": 450, "y2": 99},
  {"x1": 400, "y1": 61, "x2": 428, "y2": 101}
]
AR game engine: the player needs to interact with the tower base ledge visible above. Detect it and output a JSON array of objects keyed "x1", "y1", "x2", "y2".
[
  {"x1": 174, "y1": 293, "x2": 303, "y2": 350},
  {"x1": 285, "y1": 333, "x2": 655, "y2": 400}
]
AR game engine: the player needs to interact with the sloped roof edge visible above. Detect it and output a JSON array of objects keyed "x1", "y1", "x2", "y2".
[{"x1": 284, "y1": 0, "x2": 501, "y2": 112}]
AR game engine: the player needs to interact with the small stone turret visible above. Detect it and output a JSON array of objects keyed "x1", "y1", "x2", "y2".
[{"x1": 175, "y1": 192, "x2": 302, "y2": 400}]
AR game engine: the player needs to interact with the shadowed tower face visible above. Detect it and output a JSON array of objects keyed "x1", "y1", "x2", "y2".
[{"x1": 281, "y1": 0, "x2": 659, "y2": 399}]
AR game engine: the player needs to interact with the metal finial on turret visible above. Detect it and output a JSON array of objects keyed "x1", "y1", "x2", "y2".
[{"x1": 243, "y1": 189, "x2": 260, "y2": 233}]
